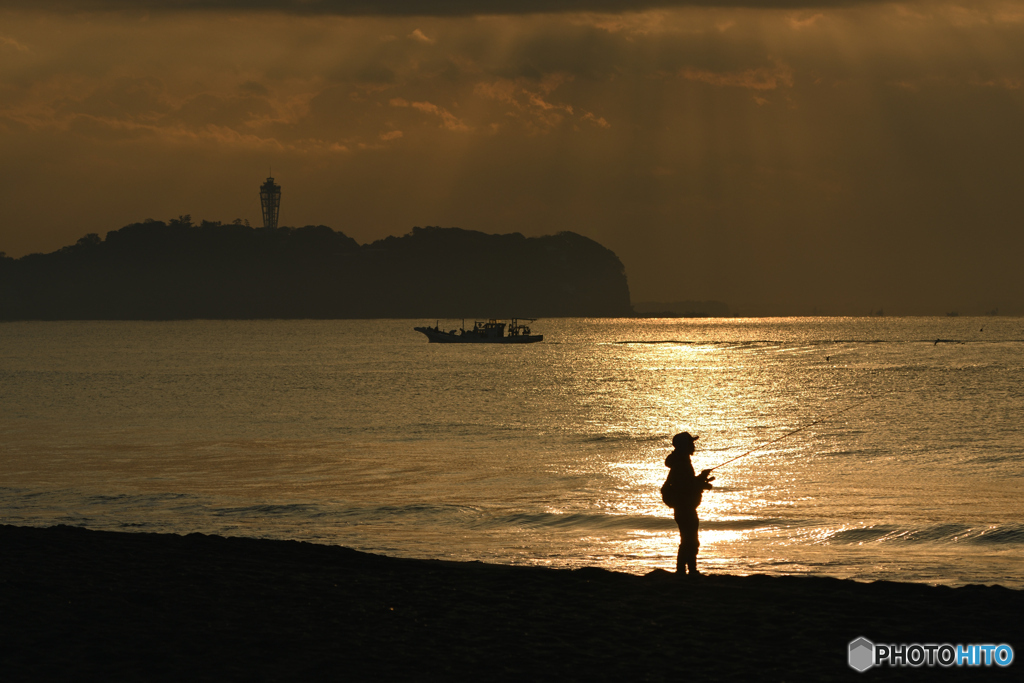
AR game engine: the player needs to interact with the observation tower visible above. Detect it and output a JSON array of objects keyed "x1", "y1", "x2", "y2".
[{"x1": 259, "y1": 175, "x2": 282, "y2": 229}]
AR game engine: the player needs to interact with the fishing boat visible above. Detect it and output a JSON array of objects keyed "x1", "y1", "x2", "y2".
[{"x1": 414, "y1": 319, "x2": 543, "y2": 344}]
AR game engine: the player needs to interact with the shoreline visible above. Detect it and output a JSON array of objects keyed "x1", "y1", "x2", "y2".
[{"x1": 2, "y1": 524, "x2": 1020, "y2": 680}]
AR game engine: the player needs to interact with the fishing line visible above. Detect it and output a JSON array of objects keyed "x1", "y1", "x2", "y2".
[{"x1": 708, "y1": 397, "x2": 871, "y2": 472}]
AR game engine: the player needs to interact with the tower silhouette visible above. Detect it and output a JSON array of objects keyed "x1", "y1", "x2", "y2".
[{"x1": 259, "y1": 175, "x2": 281, "y2": 229}]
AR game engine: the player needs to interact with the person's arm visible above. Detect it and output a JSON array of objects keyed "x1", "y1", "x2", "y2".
[{"x1": 698, "y1": 468, "x2": 716, "y2": 490}]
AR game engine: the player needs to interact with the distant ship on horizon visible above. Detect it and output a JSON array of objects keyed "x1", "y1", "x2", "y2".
[{"x1": 414, "y1": 319, "x2": 543, "y2": 344}]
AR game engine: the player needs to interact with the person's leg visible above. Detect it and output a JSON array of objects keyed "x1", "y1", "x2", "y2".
[
  {"x1": 673, "y1": 511, "x2": 689, "y2": 574},
  {"x1": 681, "y1": 510, "x2": 700, "y2": 575}
]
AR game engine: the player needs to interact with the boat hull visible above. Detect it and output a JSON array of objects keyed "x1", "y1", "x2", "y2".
[{"x1": 414, "y1": 327, "x2": 543, "y2": 344}]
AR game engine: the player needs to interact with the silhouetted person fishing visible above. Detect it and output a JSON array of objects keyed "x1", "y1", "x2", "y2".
[
  {"x1": 661, "y1": 432, "x2": 715, "y2": 576},
  {"x1": 658, "y1": 398, "x2": 870, "y2": 576}
]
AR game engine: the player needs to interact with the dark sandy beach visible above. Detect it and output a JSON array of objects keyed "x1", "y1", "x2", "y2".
[{"x1": 2, "y1": 525, "x2": 1019, "y2": 681}]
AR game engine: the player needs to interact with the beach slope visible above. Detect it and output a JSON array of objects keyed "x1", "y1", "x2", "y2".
[{"x1": 1, "y1": 525, "x2": 1019, "y2": 681}]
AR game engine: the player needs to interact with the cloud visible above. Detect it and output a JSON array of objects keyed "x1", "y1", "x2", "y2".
[
  {"x1": 389, "y1": 97, "x2": 469, "y2": 131},
  {"x1": 0, "y1": 36, "x2": 30, "y2": 52},
  {"x1": 788, "y1": 12, "x2": 825, "y2": 28},
  {"x1": 239, "y1": 80, "x2": 270, "y2": 95},
  {"x1": 473, "y1": 75, "x2": 600, "y2": 132},
  {"x1": 679, "y1": 59, "x2": 794, "y2": 90},
  {"x1": 580, "y1": 111, "x2": 610, "y2": 128},
  {"x1": 1, "y1": 1, "x2": 898, "y2": 16},
  {"x1": 970, "y1": 76, "x2": 1022, "y2": 89},
  {"x1": 408, "y1": 28, "x2": 435, "y2": 43}
]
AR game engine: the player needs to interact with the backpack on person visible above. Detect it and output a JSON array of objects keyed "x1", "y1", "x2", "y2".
[{"x1": 661, "y1": 473, "x2": 713, "y2": 509}]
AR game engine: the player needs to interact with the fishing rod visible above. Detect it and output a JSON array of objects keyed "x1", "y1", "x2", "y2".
[{"x1": 708, "y1": 397, "x2": 871, "y2": 472}]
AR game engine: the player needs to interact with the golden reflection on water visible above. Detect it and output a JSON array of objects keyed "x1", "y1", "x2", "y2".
[
  {"x1": 598, "y1": 337, "x2": 802, "y2": 573},
  {"x1": 4, "y1": 318, "x2": 1023, "y2": 586},
  {"x1": 592, "y1": 335, "x2": 825, "y2": 573}
]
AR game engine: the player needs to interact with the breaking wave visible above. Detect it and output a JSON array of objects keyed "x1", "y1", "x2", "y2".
[{"x1": 821, "y1": 523, "x2": 1024, "y2": 546}]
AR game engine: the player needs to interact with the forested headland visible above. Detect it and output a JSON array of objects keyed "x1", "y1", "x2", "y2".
[{"x1": 0, "y1": 218, "x2": 634, "y2": 320}]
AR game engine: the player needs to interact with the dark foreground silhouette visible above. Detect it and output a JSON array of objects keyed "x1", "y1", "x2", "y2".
[
  {"x1": 2, "y1": 525, "x2": 1020, "y2": 681},
  {"x1": 0, "y1": 220, "x2": 633, "y2": 320},
  {"x1": 661, "y1": 431, "x2": 715, "y2": 575}
]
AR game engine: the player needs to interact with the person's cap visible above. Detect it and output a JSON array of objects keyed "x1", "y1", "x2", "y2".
[{"x1": 672, "y1": 432, "x2": 699, "y2": 448}]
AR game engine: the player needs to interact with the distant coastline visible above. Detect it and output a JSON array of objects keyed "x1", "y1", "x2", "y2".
[{"x1": 0, "y1": 219, "x2": 633, "y2": 320}]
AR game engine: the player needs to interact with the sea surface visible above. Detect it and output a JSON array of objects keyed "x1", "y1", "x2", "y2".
[{"x1": 2, "y1": 318, "x2": 1022, "y2": 588}]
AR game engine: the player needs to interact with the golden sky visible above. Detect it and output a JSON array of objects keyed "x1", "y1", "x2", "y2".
[{"x1": 2, "y1": 1, "x2": 1023, "y2": 314}]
